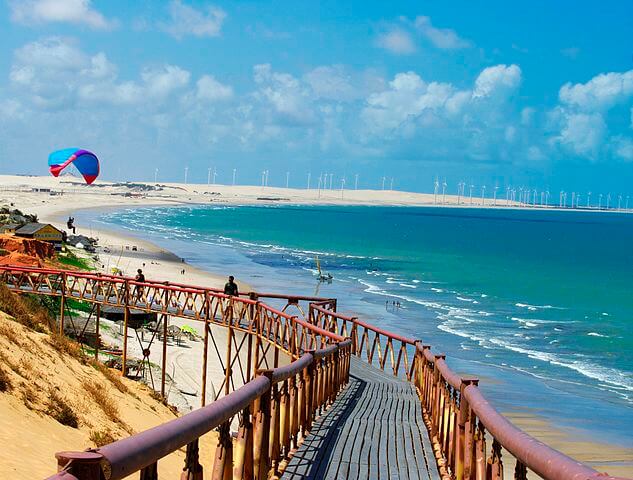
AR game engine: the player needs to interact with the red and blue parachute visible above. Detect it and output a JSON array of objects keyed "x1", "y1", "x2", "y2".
[{"x1": 48, "y1": 148, "x2": 100, "y2": 185}]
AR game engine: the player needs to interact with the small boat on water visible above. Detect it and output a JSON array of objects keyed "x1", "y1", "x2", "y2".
[{"x1": 315, "y1": 256, "x2": 333, "y2": 282}]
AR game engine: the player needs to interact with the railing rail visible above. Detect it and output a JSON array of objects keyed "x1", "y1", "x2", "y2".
[{"x1": 0, "y1": 265, "x2": 627, "y2": 480}]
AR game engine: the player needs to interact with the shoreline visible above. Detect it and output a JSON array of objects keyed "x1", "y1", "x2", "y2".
[{"x1": 2, "y1": 175, "x2": 633, "y2": 475}]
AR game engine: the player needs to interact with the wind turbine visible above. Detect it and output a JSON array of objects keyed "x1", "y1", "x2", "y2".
[
  {"x1": 213, "y1": 167, "x2": 218, "y2": 184},
  {"x1": 261, "y1": 171, "x2": 266, "y2": 190},
  {"x1": 442, "y1": 179, "x2": 447, "y2": 204},
  {"x1": 307, "y1": 172, "x2": 311, "y2": 190},
  {"x1": 154, "y1": 168, "x2": 158, "y2": 184},
  {"x1": 457, "y1": 182, "x2": 463, "y2": 205},
  {"x1": 390, "y1": 178, "x2": 394, "y2": 190},
  {"x1": 469, "y1": 184, "x2": 474, "y2": 205},
  {"x1": 598, "y1": 193, "x2": 603, "y2": 209},
  {"x1": 626, "y1": 195, "x2": 630, "y2": 210},
  {"x1": 434, "y1": 177, "x2": 439, "y2": 204},
  {"x1": 545, "y1": 190, "x2": 550, "y2": 206},
  {"x1": 606, "y1": 193, "x2": 611, "y2": 209},
  {"x1": 232, "y1": 168, "x2": 237, "y2": 186},
  {"x1": 317, "y1": 174, "x2": 322, "y2": 199},
  {"x1": 341, "y1": 178, "x2": 346, "y2": 198},
  {"x1": 184, "y1": 166, "x2": 189, "y2": 185},
  {"x1": 481, "y1": 185, "x2": 486, "y2": 205},
  {"x1": 382, "y1": 176, "x2": 386, "y2": 191},
  {"x1": 618, "y1": 194, "x2": 622, "y2": 210},
  {"x1": 571, "y1": 192, "x2": 576, "y2": 209},
  {"x1": 207, "y1": 167, "x2": 212, "y2": 186},
  {"x1": 493, "y1": 184, "x2": 499, "y2": 206},
  {"x1": 587, "y1": 192, "x2": 592, "y2": 208},
  {"x1": 354, "y1": 174, "x2": 359, "y2": 190},
  {"x1": 286, "y1": 171, "x2": 290, "y2": 189},
  {"x1": 329, "y1": 173, "x2": 334, "y2": 190}
]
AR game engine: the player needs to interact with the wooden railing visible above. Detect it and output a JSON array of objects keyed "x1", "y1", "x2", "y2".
[
  {"x1": 0, "y1": 265, "x2": 628, "y2": 480},
  {"x1": 307, "y1": 299, "x2": 630, "y2": 480}
]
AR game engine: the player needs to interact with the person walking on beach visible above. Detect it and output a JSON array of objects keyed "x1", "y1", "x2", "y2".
[{"x1": 224, "y1": 275, "x2": 239, "y2": 296}]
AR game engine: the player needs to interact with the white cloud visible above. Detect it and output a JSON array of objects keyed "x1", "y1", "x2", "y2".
[
  {"x1": 473, "y1": 64, "x2": 522, "y2": 99},
  {"x1": 362, "y1": 65, "x2": 523, "y2": 137},
  {"x1": 9, "y1": 0, "x2": 115, "y2": 30},
  {"x1": 559, "y1": 70, "x2": 633, "y2": 111},
  {"x1": 9, "y1": 38, "x2": 195, "y2": 109},
  {"x1": 162, "y1": 0, "x2": 226, "y2": 38},
  {"x1": 414, "y1": 16, "x2": 470, "y2": 49},
  {"x1": 141, "y1": 65, "x2": 191, "y2": 98},
  {"x1": 557, "y1": 112, "x2": 606, "y2": 157},
  {"x1": 196, "y1": 75, "x2": 233, "y2": 102},
  {"x1": 303, "y1": 65, "x2": 383, "y2": 102},
  {"x1": 253, "y1": 64, "x2": 316, "y2": 125},
  {"x1": 375, "y1": 29, "x2": 416, "y2": 55}
]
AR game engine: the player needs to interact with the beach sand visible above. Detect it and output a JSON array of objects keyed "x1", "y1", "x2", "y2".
[{"x1": 2, "y1": 174, "x2": 632, "y2": 477}]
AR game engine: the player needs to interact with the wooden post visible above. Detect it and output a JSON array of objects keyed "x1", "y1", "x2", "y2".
[
  {"x1": 224, "y1": 322, "x2": 233, "y2": 396},
  {"x1": 212, "y1": 421, "x2": 232, "y2": 480},
  {"x1": 201, "y1": 292, "x2": 210, "y2": 407},
  {"x1": 161, "y1": 314, "x2": 168, "y2": 399},
  {"x1": 94, "y1": 303, "x2": 100, "y2": 360},
  {"x1": 253, "y1": 371, "x2": 272, "y2": 480},
  {"x1": 233, "y1": 407, "x2": 253, "y2": 480},
  {"x1": 121, "y1": 281, "x2": 129, "y2": 376},
  {"x1": 269, "y1": 382, "x2": 280, "y2": 474},
  {"x1": 59, "y1": 272, "x2": 66, "y2": 335},
  {"x1": 181, "y1": 439, "x2": 203, "y2": 480}
]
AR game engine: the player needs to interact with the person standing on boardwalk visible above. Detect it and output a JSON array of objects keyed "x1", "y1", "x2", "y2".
[
  {"x1": 224, "y1": 275, "x2": 239, "y2": 296},
  {"x1": 134, "y1": 269, "x2": 146, "y2": 300}
]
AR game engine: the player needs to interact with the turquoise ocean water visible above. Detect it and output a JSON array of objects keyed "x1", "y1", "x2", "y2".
[{"x1": 94, "y1": 205, "x2": 633, "y2": 445}]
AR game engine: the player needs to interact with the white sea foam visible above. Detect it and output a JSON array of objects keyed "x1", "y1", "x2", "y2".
[
  {"x1": 487, "y1": 338, "x2": 633, "y2": 395},
  {"x1": 587, "y1": 332, "x2": 608, "y2": 338},
  {"x1": 515, "y1": 302, "x2": 564, "y2": 311},
  {"x1": 399, "y1": 283, "x2": 417, "y2": 289}
]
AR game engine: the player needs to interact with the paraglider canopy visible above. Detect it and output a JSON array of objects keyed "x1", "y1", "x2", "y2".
[{"x1": 48, "y1": 148, "x2": 100, "y2": 185}]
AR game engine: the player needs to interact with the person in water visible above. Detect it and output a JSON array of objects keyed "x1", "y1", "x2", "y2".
[{"x1": 224, "y1": 275, "x2": 239, "y2": 296}]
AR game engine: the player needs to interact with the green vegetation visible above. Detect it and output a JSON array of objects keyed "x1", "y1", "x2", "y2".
[{"x1": 57, "y1": 248, "x2": 94, "y2": 270}]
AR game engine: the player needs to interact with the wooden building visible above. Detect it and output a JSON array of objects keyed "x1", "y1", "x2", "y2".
[{"x1": 15, "y1": 223, "x2": 63, "y2": 247}]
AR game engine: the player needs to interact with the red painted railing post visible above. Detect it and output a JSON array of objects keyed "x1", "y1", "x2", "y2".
[
  {"x1": 253, "y1": 371, "x2": 272, "y2": 480},
  {"x1": 54, "y1": 451, "x2": 103, "y2": 480}
]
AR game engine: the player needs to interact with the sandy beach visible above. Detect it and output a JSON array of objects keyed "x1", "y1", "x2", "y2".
[{"x1": 1, "y1": 174, "x2": 632, "y2": 476}]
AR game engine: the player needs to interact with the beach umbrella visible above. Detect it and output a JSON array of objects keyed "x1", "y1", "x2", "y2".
[{"x1": 180, "y1": 325, "x2": 197, "y2": 336}]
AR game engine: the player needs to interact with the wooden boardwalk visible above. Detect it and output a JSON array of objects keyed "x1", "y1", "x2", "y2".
[{"x1": 281, "y1": 357, "x2": 440, "y2": 480}]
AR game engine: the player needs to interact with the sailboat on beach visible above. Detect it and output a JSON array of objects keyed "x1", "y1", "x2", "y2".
[{"x1": 315, "y1": 256, "x2": 333, "y2": 283}]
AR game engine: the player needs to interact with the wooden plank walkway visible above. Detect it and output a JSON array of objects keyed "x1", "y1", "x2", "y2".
[{"x1": 281, "y1": 357, "x2": 440, "y2": 480}]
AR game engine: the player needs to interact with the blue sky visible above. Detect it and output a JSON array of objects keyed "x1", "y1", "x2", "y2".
[{"x1": 0, "y1": 0, "x2": 631, "y2": 195}]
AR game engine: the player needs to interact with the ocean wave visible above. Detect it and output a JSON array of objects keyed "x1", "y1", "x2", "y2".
[
  {"x1": 587, "y1": 332, "x2": 608, "y2": 338},
  {"x1": 488, "y1": 338, "x2": 633, "y2": 395},
  {"x1": 399, "y1": 283, "x2": 417, "y2": 289},
  {"x1": 515, "y1": 302, "x2": 564, "y2": 311}
]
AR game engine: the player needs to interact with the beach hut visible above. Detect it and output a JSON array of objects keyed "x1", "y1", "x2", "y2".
[{"x1": 15, "y1": 223, "x2": 63, "y2": 248}]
